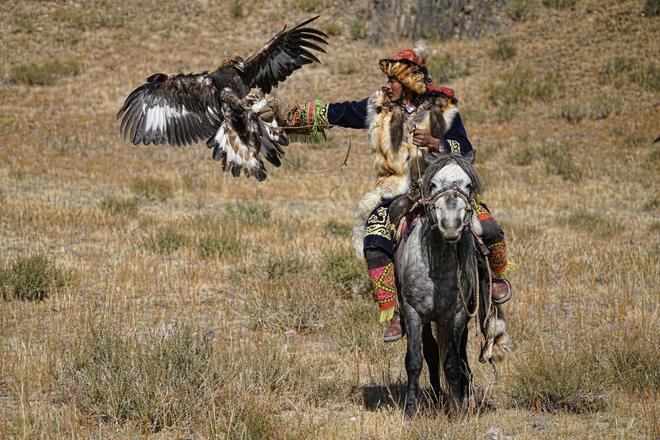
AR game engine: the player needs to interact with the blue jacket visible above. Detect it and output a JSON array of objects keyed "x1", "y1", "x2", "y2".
[{"x1": 327, "y1": 98, "x2": 474, "y2": 156}]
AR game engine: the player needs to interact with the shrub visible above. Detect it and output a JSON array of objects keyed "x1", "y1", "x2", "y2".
[
  {"x1": 630, "y1": 62, "x2": 659, "y2": 91},
  {"x1": 9, "y1": 59, "x2": 81, "y2": 86},
  {"x1": 506, "y1": 0, "x2": 538, "y2": 21},
  {"x1": 488, "y1": 68, "x2": 561, "y2": 106},
  {"x1": 427, "y1": 54, "x2": 469, "y2": 83},
  {"x1": 0, "y1": 255, "x2": 72, "y2": 301},
  {"x1": 509, "y1": 351, "x2": 606, "y2": 413},
  {"x1": 540, "y1": 143, "x2": 584, "y2": 182},
  {"x1": 604, "y1": 332, "x2": 660, "y2": 393},
  {"x1": 322, "y1": 250, "x2": 366, "y2": 295},
  {"x1": 324, "y1": 22, "x2": 341, "y2": 36},
  {"x1": 349, "y1": 20, "x2": 366, "y2": 40},
  {"x1": 265, "y1": 255, "x2": 309, "y2": 279},
  {"x1": 559, "y1": 102, "x2": 586, "y2": 124},
  {"x1": 196, "y1": 232, "x2": 245, "y2": 258},
  {"x1": 644, "y1": 0, "x2": 660, "y2": 16},
  {"x1": 509, "y1": 147, "x2": 536, "y2": 166},
  {"x1": 542, "y1": 0, "x2": 576, "y2": 8},
  {"x1": 323, "y1": 219, "x2": 352, "y2": 237},
  {"x1": 142, "y1": 228, "x2": 188, "y2": 254},
  {"x1": 57, "y1": 324, "x2": 219, "y2": 433},
  {"x1": 295, "y1": 0, "x2": 323, "y2": 12},
  {"x1": 559, "y1": 96, "x2": 621, "y2": 123},
  {"x1": 489, "y1": 37, "x2": 517, "y2": 61},
  {"x1": 131, "y1": 177, "x2": 174, "y2": 202},
  {"x1": 224, "y1": 201, "x2": 271, "y2": 226},
  {"x1": 100, "y1": 196, "x2": 139, "y2": 216},
  {"x1": 496, "y1": 104, "x2": 517, "y2": 122},
  {"x1": 229, "y1": 0, "x2": 243, "y2": 18}
]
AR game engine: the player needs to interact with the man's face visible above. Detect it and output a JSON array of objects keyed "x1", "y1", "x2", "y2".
[{"x1": 383, "y1": 77, "x2": 403, "y2": 102}]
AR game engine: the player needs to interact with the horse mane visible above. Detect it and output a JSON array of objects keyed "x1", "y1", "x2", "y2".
[{"x1": 422, "y1": 154, "x2": 483, "y2": 196}]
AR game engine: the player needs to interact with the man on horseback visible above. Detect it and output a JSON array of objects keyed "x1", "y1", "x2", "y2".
[{"x1": 264, "y1": 42, "x2": 513, "y2": 342}]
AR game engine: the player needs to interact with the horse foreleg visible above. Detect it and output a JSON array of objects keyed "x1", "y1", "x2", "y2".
[
  {"x1": 443, "y1": 323, "x2": 471, "y2": 411},
  {"x1": 404, "y1": 309, "x2": 423, "y2": 417},
  {"x1": 422, "y1": 323, "x2": 440, "y2": 404}
]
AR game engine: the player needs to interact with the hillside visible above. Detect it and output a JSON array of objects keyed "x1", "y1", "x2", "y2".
[{"x1": 0, "y1": 0, "x2": 658, "y2": 438}]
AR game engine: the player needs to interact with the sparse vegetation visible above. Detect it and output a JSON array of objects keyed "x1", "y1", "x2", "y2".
[
  {"x1": 324, "y1": 22, "x2": 342, "y2": 36},
  {"x1": 229, "y1": 0, "x2": 244, "y2": 18},
  {"x1": 0, "y1": 255, "x2": 72, "y2": 301},
  {"x1": 295, "y1": 0, "x2": 324, "y2": 13},
  {"x1": 542, "y1": 0, "x2": 576, "y2": 8},
  {"x1": 489, "y1": 37, "x2": 517, "y2": 61},
  {"x1": 644, "y1": 0, "x2": 660, "y2": 16},
  {"x1": 427, "y1": 54, "x2": 470, "y2": 83},
  {"x1": 510, "y1": 350, "x2": 606, "y2": 413},
  {"x1": 349, "y1": 20, "x2": 366, "y2": 40},
  {"x1": 141, "y1": 227, "x2": 188, "y2": 253},
  {"x1": 488, "y1": 68, "x2": 561, "y2": 106},
  {"x1": 224, "y1": 201, "x2": 271, "y2": 226},
  {"x1": 1, "y1": 1, "x2": 657, "y2": 437},
  {"x1": 131, "y1": 177, "x2": 174, "y2": 202},
  {"x1": 506, "y1": 0, "x2": 538, "y2": 21},
  {"x1": 9, "y1": 59, "x2": 81, "y2": 86},
  {"x1": 100, "y1": 196, "x2": 139, "y2": 216}
]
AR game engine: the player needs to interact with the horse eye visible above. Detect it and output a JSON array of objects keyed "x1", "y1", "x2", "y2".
[
  {"x1": 466, "y1": 184, "x2": 473, "y2": 193},
  {"x1": 429, "y1": 183, "x2": 436, "y2": 192}
]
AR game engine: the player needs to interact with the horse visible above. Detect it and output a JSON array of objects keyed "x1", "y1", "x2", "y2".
[{"x1": 394, "y1": 154, "x2": 509, "y2": 416}]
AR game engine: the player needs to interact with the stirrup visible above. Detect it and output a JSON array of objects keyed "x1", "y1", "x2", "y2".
[{"x1": 491, "y1": 277, "x2": 512, "y2": 305}]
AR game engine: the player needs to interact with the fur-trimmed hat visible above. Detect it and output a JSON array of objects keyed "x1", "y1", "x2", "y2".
[{"x1": 379, "y1": 41, "x2": 430, "y2": 95}]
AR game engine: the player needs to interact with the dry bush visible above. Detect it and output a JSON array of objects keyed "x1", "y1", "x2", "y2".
[
  {"x1": 540, "y1": 142, "x2": 584, "y2": 182},
  {"x1": 229, "y1": 0, "x2": 244, "y2": 18},
  {"x1": 56, "y1": 324, "x2": 220, "y2": 433},
  {"x1": 242, "y1": 274, "x2": 338, "y2": 331},
  {"x1": 509, "y1": 350, "x2": 607, "y2": 413},
  {"x1": 52, "y1": 7, "x2": 125, "y2": 31},
  {"x1": 196, "y1": 230, "x2": 246, "y2": 258},
  {"x1": 0, "y1": 255, "x2": 73, "y2": 301},
  {"x1": 559, "y1": 96, "x2": 622, "y2": 123},
  {"x1": 9, "y1": 59, "x2": 81, "y2": 86},
  {"x1": 266, "y1": 254, "x2": 310, "y2": 279},
  {"x1": 557, "y1": 210, "x2": 621, "y2": 239},
  {"x1": 349, "y1": 20, "x2": 366, "y2": 40},
  {"x1": 508, "y1": 146, "x2": 536, "y2": 166},
  {"x1": 324, "y1": 22, "x2": 342, "y2": 36}
]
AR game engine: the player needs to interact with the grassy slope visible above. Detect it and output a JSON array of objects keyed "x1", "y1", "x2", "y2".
[{"x1": 0, "y1": 0, "x2": 658, "y2": 438}]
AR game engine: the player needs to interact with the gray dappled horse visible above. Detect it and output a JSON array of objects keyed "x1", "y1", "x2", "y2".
[{"x1": 395, "y1": 154, "x2": 507, "y2": 416}]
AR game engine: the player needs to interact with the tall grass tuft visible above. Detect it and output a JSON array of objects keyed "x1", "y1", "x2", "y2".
[
  {"x1": 510, "y1": 350, "x2": 606, "y2": 413},
  {"x1": 141, "y1": 227, "x2": 188, "y2": 254},
  {"x1": 57, "y1": 324, "x2": 220, "y2": 433},
  {"x1": 507, "y1": 0, "x2": 538, "y2": 21},
  {"x1": 10, "y1": 59, "x2": 81, "y2": 86},
  {"x1": 644, "y1": 0, "x2": 660, "y2": 16},
  {"x1": 427, "y1": 54, "x2": 469, "y2": 83},
  {"x1": 488, "y1": 68, "x2": 561, "y2": 106},
  {"x1": 542, "y1": 0, "x2": 576, "y2": 8},
  {"x1": 100, "y1": 196, "x2": 139, "y2": 216},
  {"x1": 131, "y1": 177, "x2": 174, "y2": 202},
  {"x1": 0, "y1": 255, "x2": 73, "y2": 301},
  {"x1": 540, "y1": 142, "x2": 584, "y2": 182}
]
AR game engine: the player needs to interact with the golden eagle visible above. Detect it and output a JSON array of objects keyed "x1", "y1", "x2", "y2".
[{"x1": 117, "y1": 16, "x2": 327, "y2": 181}]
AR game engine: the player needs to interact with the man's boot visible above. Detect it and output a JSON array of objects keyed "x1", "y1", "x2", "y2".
[{"x1": 384, "y1": 314, "x2": 404, "y2": 343}]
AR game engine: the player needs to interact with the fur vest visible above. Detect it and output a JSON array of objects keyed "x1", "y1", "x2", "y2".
[{"x1": 352, "y1": 90, "x2": 458, "y2": 257}]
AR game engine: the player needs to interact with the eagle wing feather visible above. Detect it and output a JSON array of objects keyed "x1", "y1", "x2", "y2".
[
  {"x1": 117, "y1": 73, "x2": 221, "y2": 146},
  {"x1": 241, "y1": 16, "x2": 328, "y2": 94}
]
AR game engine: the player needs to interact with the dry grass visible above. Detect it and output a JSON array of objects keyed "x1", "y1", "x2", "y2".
[{"x1": 0, "y1": 0, "x2": 658, "y2": 438}]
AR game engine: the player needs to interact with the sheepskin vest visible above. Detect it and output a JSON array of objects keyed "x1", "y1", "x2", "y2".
[{"x1": 352, "y1": 90, "x2": 458, "y2": 257}]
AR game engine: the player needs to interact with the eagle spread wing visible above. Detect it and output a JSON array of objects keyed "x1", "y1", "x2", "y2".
[
  {"x1": 117, "y1": 16, "x2": 328, "y2": 180},
  {"x1": 240, "y1": 15, "x2": 328, "y2": 94}
]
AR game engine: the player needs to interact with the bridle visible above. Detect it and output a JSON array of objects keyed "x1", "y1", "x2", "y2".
[{"x1": 422, "y1": 182, "x2": 474, "y2": 233}]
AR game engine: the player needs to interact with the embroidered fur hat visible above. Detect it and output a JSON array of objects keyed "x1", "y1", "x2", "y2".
[{"x1": 379, "y1": 41, "x2": 430, "y2": 95}]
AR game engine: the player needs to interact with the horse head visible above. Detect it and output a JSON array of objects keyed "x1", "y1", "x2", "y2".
[{"x1": 423, "y1": 155, "x2": 483, "y2": 243}]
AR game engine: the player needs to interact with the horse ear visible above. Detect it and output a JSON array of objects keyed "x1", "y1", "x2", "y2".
[{"x1": 464, "y1": 150, "x2": 476, "y2": 164}]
